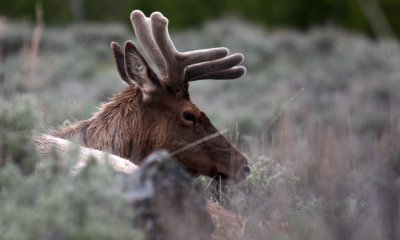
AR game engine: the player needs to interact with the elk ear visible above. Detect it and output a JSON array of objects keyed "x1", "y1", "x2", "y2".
[
  {"x1": 111, "y1": 42, "x2": 131, "y2": 85},
  {"x1": 124, "y1": 40, "x2": 160, "y2": 92}
]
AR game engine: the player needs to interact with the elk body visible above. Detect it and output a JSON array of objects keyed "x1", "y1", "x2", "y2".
[{"x1": 50, "y1": 10, "x2": 250, "y2": 182}]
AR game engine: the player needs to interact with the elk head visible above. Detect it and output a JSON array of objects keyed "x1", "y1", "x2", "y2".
[{"x1": 53, "y1": 10, "x2": 250, "y2": 182}]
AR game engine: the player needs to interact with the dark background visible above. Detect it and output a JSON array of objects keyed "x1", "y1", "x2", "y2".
[{"x1": 1, "y1": 0, "x2": 400, "y2": 37}]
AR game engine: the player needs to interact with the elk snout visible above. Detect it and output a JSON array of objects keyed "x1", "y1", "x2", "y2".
[
  {"x1": 222, "y1": 149, "x2": 250, "y2": 182},
  {"x1": 210, "y1": 146, "x2": 250, "y2": 182},
  {"x1": 233, "y1": 152, "x2": 251, "y2": 181},
  {"x1": 242, "y1": 165, "x2": 251, "y2": 177}
]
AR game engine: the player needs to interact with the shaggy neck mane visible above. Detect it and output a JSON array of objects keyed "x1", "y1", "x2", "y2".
[{"x1": 50, "y1": 85, "x2": 149, "y2": 163}]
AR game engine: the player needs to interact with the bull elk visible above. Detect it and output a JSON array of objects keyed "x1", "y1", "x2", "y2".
[{"x1": 50, "y1": 10, "x2": 250, "y2": 182}]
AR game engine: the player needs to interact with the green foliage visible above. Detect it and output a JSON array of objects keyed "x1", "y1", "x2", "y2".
[
  {"x1": 0, "y1": 96, "x2": 39, "y2": 173},
  {"x1": 245, "y1": 155, "x2": 297, "y2": 195},
  {"x1": 0, "y1": 96, "x2": 142, "y2": 240},
  {"x1": 1, "y1": 0, "x2": 400, "y2": 37},
  {"x1": 0, "y1": 158, "x2": 142, "y2": 240}
]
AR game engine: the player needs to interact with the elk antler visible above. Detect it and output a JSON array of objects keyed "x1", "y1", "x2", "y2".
[{"x1": 130, "y1": 10, "x2": 246, "y2": 91}]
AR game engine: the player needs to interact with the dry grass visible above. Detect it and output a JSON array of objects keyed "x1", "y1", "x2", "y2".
[{"x1": 215, "y1": 112, "x2": 400, "y2": 239}]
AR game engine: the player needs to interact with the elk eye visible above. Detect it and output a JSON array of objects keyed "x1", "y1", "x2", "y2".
[{"x1": 183, "y1": 111, "x2": 196, "y2": 126}]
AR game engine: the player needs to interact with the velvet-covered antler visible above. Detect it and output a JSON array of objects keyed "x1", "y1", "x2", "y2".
[{"x1": 130, "y1": 10, "x2": 246, "y2": 91}]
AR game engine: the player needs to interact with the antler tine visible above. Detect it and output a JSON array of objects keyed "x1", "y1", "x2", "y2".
[
  {"x1": 150, "y1": 12, "x2": 237, "y2": 85},
  {"x1": 150, "y1": 12, "x2": 180, "y2": 82},
  {"x1": 184, "y1": 53, "x2": 244, "y2": 82},
  {"x1": 131, "y1": 10, "x2": 246, "y2": 89},
  {"x1": 188, "y1": 66, "x2": 247, "y2": 82},
  {"x1": 130, "y1": 10, "x2": 168, "y2": 77},
  {"x1": 180, "y1": 48, "x2": 230, "y2": 67},
  {"x1": 150, "y1": 12, "x2": 230, "y2": 66}
]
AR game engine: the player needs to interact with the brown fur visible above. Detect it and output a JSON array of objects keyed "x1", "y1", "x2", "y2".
[
  {"x1": 51, "y1": 81, "x2": 248, "y2": 181},
  {"x1": 50, "y1": 10, "x2": 249, "y2": 181}
]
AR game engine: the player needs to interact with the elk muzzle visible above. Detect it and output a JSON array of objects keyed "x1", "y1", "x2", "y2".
[
  {"x1": 229, "y1": 150, "x2": 251, "y2": 182},
  {"x1": 211, "y1": 146, "x2": 250, "y2": 182}
]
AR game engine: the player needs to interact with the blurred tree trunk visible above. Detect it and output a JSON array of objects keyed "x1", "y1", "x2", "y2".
[{"x1": 69, "y1": 0, "x2": 85, "y2": 21}]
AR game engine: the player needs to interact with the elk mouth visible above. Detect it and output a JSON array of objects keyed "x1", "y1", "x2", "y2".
[
  {"x1": 174, "y1": 146, "x2": 249, "y2": 182},
  {"x1": 214, "y1": 171, "x2": 240, "y2": 183},
  {"x1": 219, "y1": 173, "x2": 229, "y2": 180},
  {"x1": 213, "y1": 172, "x2": 229, "y2": 181},
  {"x1": 217, "y1": 174, "x2": 230, "y2": 184},
  {"x1": 210, "y1": 147, "x2": 249, "y2": 183}
]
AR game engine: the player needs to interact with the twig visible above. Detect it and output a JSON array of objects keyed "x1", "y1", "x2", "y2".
[
  {"x1": 266, "y1": 87, "x2": 305, "y2": 129},
  {"x1": 171, "y1": 130, "x2": 228, "y2": 156},
  {"x1": 24, "y1": 2, "x2": 44, "y2": 88}
]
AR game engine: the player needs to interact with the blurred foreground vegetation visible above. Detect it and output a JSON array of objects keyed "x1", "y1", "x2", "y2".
[
  {"x1": 0, "y1": 96, "x2": 142, "y2": 239},
  {"x1": 1, "y1": 16, "x2": 400, "y2": 239}
]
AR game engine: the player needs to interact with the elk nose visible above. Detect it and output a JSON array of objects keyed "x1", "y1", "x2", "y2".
[{"x1": 242, "y1": 165, "x2": 251, "y2": 177}]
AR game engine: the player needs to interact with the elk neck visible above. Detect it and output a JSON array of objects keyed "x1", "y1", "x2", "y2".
[{"x1": 50, "y1": 85, "x2": 155, "y2": 164}]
